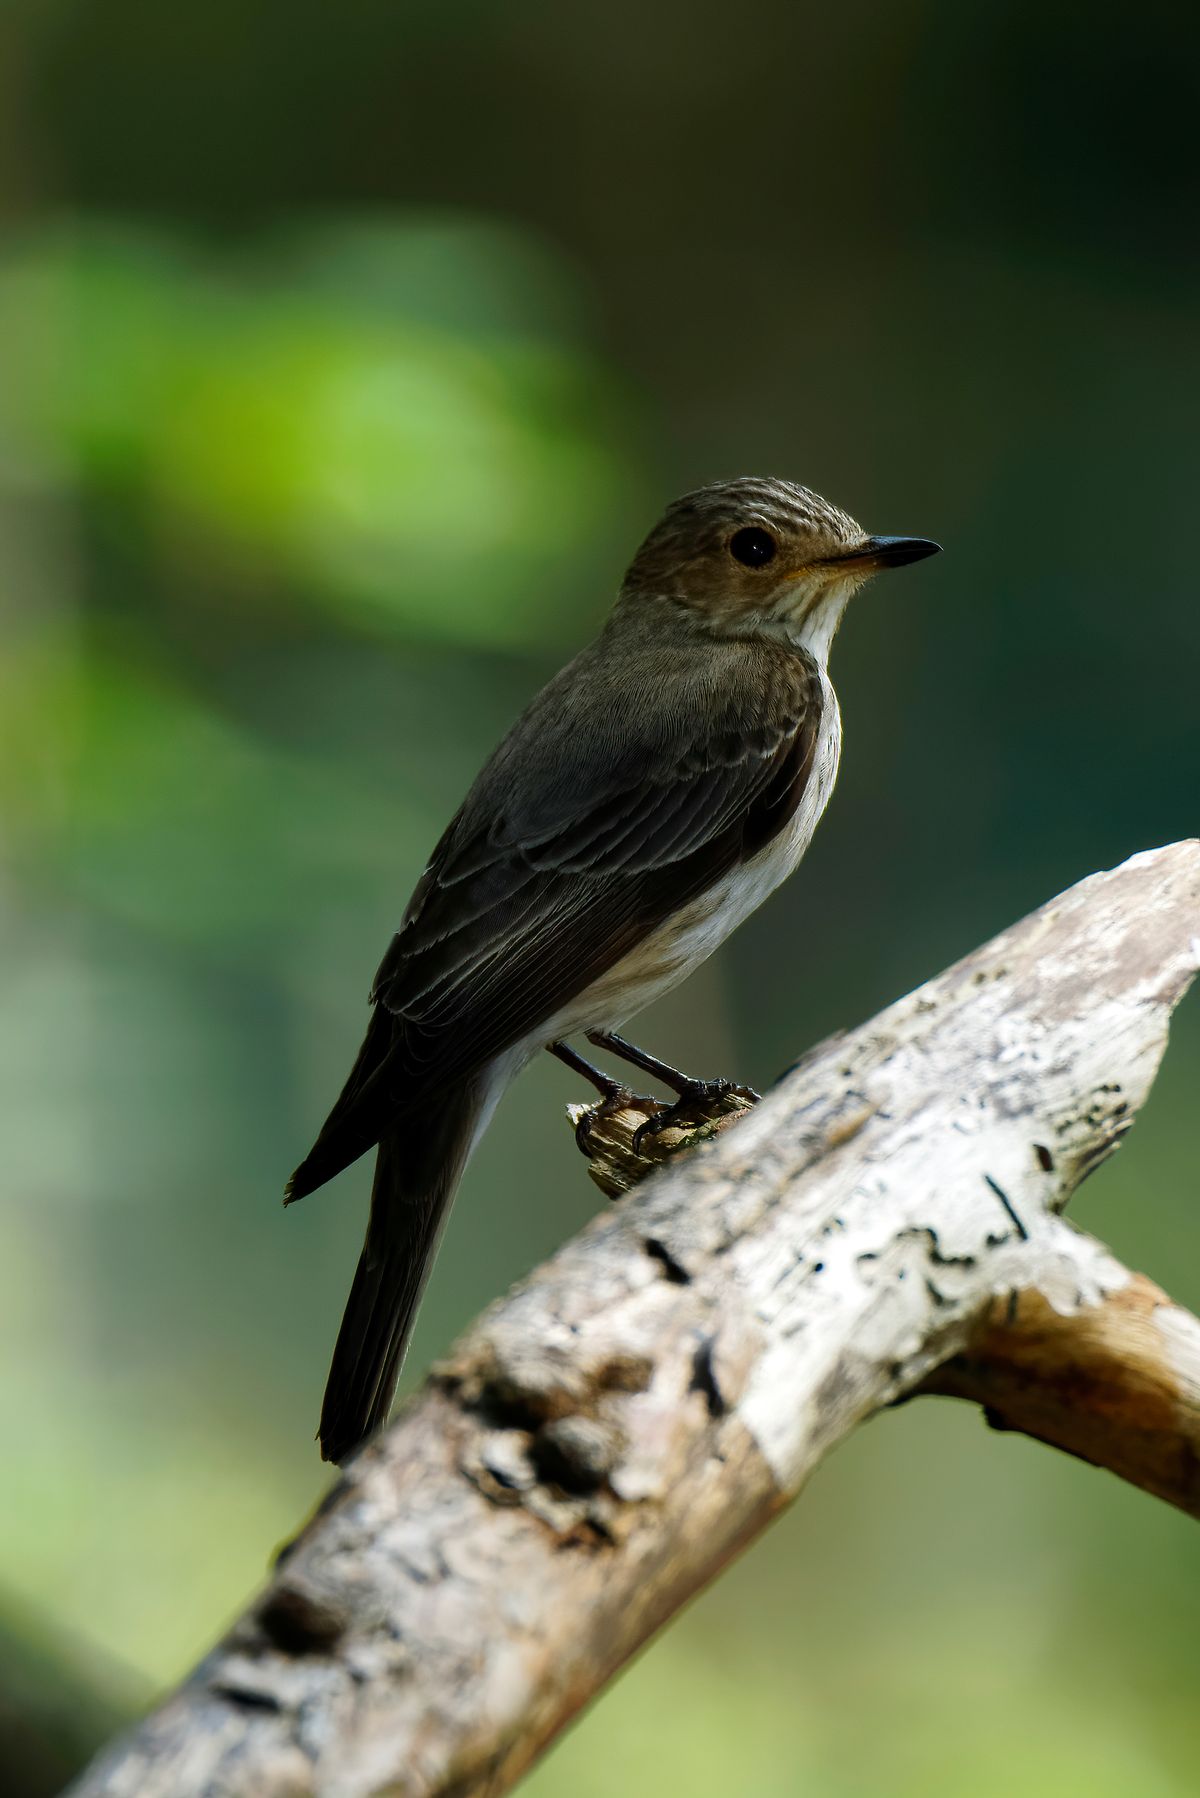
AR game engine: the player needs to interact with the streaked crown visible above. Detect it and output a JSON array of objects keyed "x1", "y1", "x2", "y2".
[{"x1": 621, "y1": 476, "x2": 864, "y2": 609}]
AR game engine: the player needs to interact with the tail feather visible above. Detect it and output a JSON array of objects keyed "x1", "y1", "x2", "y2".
[{"x1": 317, "y1": 1082, "x2": 484, "y2": 1464}]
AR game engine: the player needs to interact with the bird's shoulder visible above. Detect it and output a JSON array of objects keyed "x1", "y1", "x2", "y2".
[
  {"x1": 376, "y1": 621, "x2": 821, "y2": 999},
  {"x1": 464, "y1": 620, "x2": 818, "y2": 839}
]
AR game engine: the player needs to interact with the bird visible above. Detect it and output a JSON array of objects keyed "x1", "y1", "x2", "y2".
[{"x1": 286, "y1": 475, "x2": 940, "y2": 1463}]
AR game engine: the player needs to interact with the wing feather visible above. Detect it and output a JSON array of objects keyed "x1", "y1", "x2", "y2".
[{"x1": 290, "y1": 634, "x2": 821, "y2": 1196}]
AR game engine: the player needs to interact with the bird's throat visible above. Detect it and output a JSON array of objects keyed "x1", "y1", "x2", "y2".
[{"x1": 785, "y1": 579, "x2": 858, "y2": 667}]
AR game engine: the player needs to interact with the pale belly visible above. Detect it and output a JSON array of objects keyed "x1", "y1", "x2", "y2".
[{"x1": 533, "y1": 679, "x2": 843, "y2": 1045}]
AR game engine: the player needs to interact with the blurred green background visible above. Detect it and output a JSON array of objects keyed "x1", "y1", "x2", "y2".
[{"x1": 1, "y1": 1, "x2": 1198, "y2": 1792}]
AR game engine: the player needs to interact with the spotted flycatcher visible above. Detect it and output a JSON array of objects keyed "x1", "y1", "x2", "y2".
[{"x1": 287, "y1": 476, "x2": 940, "y2": 1461}]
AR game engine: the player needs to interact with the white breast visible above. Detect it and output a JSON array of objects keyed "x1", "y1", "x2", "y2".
[{"x1": 543, "y1": 672, "x2": 843, "y2": 1041}]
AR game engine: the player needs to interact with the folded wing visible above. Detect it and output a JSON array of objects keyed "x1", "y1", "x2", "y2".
[{"x1": 286, "y1": 635, "x2": 821, "y2": 1199}]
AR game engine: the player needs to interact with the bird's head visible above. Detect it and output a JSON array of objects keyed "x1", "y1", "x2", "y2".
[{"x1": 619, "y1": 476, "x2": 940, "y2": 662}]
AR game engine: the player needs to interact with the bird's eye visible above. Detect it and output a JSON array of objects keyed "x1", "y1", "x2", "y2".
[{"x1": 729, "y1": 526, "x2": 777, "y2": 568}]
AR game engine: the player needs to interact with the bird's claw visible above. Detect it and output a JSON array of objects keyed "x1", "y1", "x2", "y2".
[
  {"x1": 630, "y1": 1079, "x2": 760, "y2": 1155},
  {"x1": 574, "y1": 1085, "x2": 659, "y2": 1158}
]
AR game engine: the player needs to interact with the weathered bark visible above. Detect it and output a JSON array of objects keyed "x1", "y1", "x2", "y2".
[
  {"x1": 70, "y1": 843, "x2": 1200, "y2": 1798},
  {"x1": 923, "y1": 1275, "x2": 1200, "y2": 1514}
]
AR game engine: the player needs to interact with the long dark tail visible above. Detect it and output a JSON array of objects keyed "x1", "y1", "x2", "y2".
[{"x1": 318, "y1": 1080, "x2": 485, "y2": 1465}]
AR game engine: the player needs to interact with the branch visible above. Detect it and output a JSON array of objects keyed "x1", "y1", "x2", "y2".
[
  {"x1": 922, "y1": 1274, "x2": 1200, "y2": 1514},
  {"x1": 70, "y1": 843, "x2": 1200, "y2": 1798}
]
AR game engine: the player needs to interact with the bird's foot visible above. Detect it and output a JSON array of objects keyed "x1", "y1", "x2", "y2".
[
  {"x1": 630, "y1": 1078, "x2": 760, "y2": 1155},
  {"x1": 574, "y1": 1084, "x2": 660, "y2": 1158}
]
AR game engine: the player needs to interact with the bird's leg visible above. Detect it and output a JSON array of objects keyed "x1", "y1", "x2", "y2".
[
  {"x1": 546, "y1": 1039, "x2": 658, "y2": 1157},
  {"x1": 586, "y1": 1029, "x2": 760, "y2": 1154},
  {"x1": 586, "y1": 1029, "x2": 760, "y2": 1104}
]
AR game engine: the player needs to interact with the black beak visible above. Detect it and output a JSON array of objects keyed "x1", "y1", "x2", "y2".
[{"x1": 830, "y1": 535, "x2": 941, "y2": 571}]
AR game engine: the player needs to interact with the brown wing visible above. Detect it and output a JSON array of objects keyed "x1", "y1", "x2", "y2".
[{"x1": 287, "y1": 635, "x2": 821, "y2": 1198}]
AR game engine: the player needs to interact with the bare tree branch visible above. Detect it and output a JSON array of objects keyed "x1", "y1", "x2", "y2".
[
  {"x1": 70, "y1": 843, "x2": 1200, "y2": 1798},
  {"x1": 923, "y1": 1274, "x2": 1200, "y2": 1515}
]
